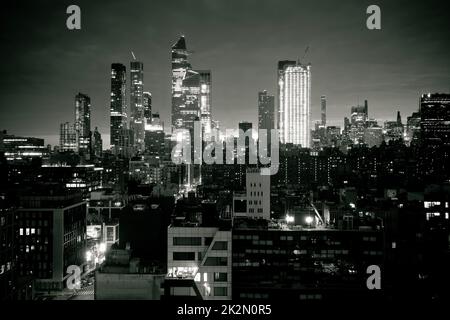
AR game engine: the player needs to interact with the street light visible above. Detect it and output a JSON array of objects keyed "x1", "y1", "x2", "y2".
[
  {"x1": 286, "y1": 215, "x2": 295, "y2": 223},
  {"x1": 305, "y1": 216, "x2": 313, "y2": 228}
]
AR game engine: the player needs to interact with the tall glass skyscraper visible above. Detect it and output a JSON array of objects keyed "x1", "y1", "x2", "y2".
[
  {"x1": 130, "y1": 60, "x2": 145, "y2": 152},
  {"x1": 75, "y1": 92, "x2": 91, "y2": 156},
  {"x1": 143, "y1": 91, "x2": 152, "y2": 125},
  {"x1": 277, "y1": 61, "x2": 311, "y2": 147},
  {"x1": 198, "y1": 70, "x2": 212, "y2": 136},
  {"x1": 171, "y1": 35, "x2": 200, "y2": 133},
  {"x1": 110, "y1": 63, "x2": 127, "y2": 149}
]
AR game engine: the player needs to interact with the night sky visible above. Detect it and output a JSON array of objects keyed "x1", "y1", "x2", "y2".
[{"x1": 1, "y1": 0, "x2": 449, "y2": 146}]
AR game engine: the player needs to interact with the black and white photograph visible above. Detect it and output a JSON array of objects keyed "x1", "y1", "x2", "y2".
[{"x1": 1, "y1": 0, "x2": 450, "y2": 313}]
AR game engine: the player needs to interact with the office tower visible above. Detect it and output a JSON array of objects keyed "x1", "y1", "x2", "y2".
[
  {"x1": 351, "y1": 104, "x2": 368, "y2": 124},
  {"x1": 171, "y1": 35, "x2": 201, "y2": 133},
  {"x1": 130, "y1": 61, "x2": 145, "y2": 152},
  {"x1": 110, "y1": 63, "x2": 127, "y2": 150},
  {"x1": 75, "y1": 93, "x2": 91, "y2": 157},
  {"x1": 92, "y1": 127, "x2": 102, "y2": 158},
  {"x1": 321, "y1": 95, "x2": 327, "y2": 126},
  {"x1": 420, "y1": 93, "x2": 450, "y2": 146},
  {"x1": 397, "y1": 110, "x2": 402, "y2": 125},
  {"x1": 198, "y1": 70, "x2": 212, "y2": 136},
  {"x1": 258, "y1": 90, "x2": 275, "y2": 145},
  {"x1": 16, "y1": 189, "x2": 86, "y2": 291},
  {"x1": 143, "y1": 91, "x2": 152, "y2": 125},
  {"x1": 60, "y1": 122, "x2": 77, "y2": 152},
  {"x1": 277, "y1": 60, "x2": 311, "y2": 147}
]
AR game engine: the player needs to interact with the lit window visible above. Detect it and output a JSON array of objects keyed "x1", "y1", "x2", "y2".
[
  {"x1": 203, "y1": 273, "x2": 208, "y2": 282},
  {"x1": 20, "y1": 228, "x2": 24, "y2": 236}
]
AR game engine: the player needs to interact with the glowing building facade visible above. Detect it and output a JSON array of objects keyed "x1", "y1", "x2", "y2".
[
  {"x1": 171, "y1": 35, "x2": 201, "y2": 133},
  {"x1": 277, "y1": 61, "x2": 311, "y2": 147},
  {"x1": 143, "y1": 91, "x2": 152, "y2": 125},
  {"x1": 74, "y1": 93, "x2": 91, "y2": 156},
  {"x1": 198, "y1": 70, "x2": 212, "y2": 136},
  {"x1": 130, "y1": 61, "x2": 145, "y2": 152}
]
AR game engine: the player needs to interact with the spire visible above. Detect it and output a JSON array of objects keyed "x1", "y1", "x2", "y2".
[
  {"x1": 172, "y1": 35, "x2": 187, "y2": 50},
  {"x1": 397, "y1": 110, "x2": 402, "y2": 125}
]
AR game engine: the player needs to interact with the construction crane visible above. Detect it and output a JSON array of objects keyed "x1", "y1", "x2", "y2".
[{"x1": 298, "y1": 46, "x2": 309, "y2": 64}]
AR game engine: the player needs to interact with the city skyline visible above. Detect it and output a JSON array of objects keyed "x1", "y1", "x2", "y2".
[{"x1": 1, "y1": 0, "x2": 450, "y2": 147}]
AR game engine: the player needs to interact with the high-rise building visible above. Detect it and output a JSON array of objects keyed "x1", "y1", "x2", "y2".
[
  {"x1": 321, "y1": 95, "x2": 327, "y2": 126},
  {"x1": 198, "y1": 70, "x2": 212, "y2": 136},
  {"x1": 75, "y1": 93, "x2": 91, "y2": 157},
  {"x1": 92, "y1": 127, "x2": 102, "y2": 158},
  {"x1": 277, "y1": 60, "x2": 311, "y2": 147},
  {"x1": 258, "y1": 90, "x2": 275, "y2": 144},
  {"x1": 110, "y1": 63, "x2": 127, "y2": 150},
  {"x1": 143, "y1": 91, "x2": 152, "y2": 125},
  {"x1": 16, "y1": 189, "x2": 86, "y2": 291},
  {"x1": 130, "y1": 61, "x2": 145, "y2": 152},
  {"x1": 420, "y1": 93, "x2": 450, "y2": 146},
  {"x1": 59, "y1": 122, "x2": 77, "y2": 152},
  {"x1": 171, "y1": 36, "x2": 201, "y2": 133}
]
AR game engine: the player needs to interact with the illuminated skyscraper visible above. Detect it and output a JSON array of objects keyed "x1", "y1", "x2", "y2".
[
  {"x1": 420, "y1": 93, "x2": 450, "y2": 146},
  {"x1": 143, "y1": 91, "x2": 152, "y2": 125},
  {"x1": 171, "y1": 35, "x2": 200, "y2": 133},
  {"x1": 277, "y1": 61, "x2": 311, "y2": 147},
  {"x1": 110, "y1": 63, "x2": 127, "y2": 150},
  {"x1": 75, "y1": 93, "x2": 91, "y2": 156},
  {"x1": 198, "y1": 70, "x2": 212, "y2": 136},
  {"x1": 130, "y1": 60, "x2": 145, "y2": 152},
  {"x1": 59, "y1": 122, "x2": 77, "y2": 152}
]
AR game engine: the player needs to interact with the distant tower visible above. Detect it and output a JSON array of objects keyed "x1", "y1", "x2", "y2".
[
  {"x1": 277, "y1": 60, "x2": 311, "y2": 147},
  {"x1": 75, "y1": 93, "x2": 91, "y2": 157},
  {"x1": 59, "y1": 122, "x2": 77, "y2": 152},
  {"x1": 92, "y1": 127, "x2": 102, "y2": 158},
  {"x1": 321, "y1": 95, "x2": 327, "y2": 126},
  {"x1": 258, "y1": 90, "x2": 275, "y2": 145},
  {"x1": 143, "y1": 92, "x2": 152, "y2": 125},
  {"x1": 110, "y1": 63, "x2": 127, "y2": 150},
  {"x1": 198, "y1": 70, "x2": 212, "y2": 136},
  {"x1": 397, "y1": 110, "x2": 402, "y2": 125},
  {"x1": 171, "y1": 35, "x2": 200, "y2": 133},
  {"x1": 130, "y1": 60, "x2": 145, "y2": 152}
]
